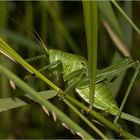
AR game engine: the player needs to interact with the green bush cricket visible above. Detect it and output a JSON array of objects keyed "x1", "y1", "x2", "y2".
[{"x1": 25, "y1": 46, "x2": 140, "y2": 125}]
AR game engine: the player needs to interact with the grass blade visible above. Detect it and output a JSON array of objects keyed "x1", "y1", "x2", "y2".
[
  {"x1": 111, "y1": 0, "x2": 140, "y2": 35},
  {"x1": 82, "y1": 1, "x2": 98, "y2": 107},
  {"x1": 0, "y1": 90, "x2": 57, "y2": 112}
]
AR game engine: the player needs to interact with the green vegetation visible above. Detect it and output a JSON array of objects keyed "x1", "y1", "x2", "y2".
[{"x1": 0, "y1": 1, "x2": 140, "y2": 139}]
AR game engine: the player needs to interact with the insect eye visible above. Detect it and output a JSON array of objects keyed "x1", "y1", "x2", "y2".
[{"x1": 81, "y1": 61, "x2": 85, "y2": 66}]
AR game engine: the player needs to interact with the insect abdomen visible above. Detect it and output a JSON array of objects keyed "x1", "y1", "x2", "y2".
[{"x1": 76, "y1": 83, "x2": 119, "y2": 116}]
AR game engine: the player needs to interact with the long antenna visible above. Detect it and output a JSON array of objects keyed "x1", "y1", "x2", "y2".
[
  {"x1": 0, "y1": 10, "x2": 48, "y2": 53},
  {"x1": 33, "y1": 30, "x2": 48, "y2": 53}
]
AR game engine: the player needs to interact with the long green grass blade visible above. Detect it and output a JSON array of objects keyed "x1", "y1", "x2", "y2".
[
  {"x1": 89, "y1": 1, "x2": 98, "y2": 107},
  {"x1": 0, "y1": 64, "x2": 93, "y2": 139},
  {"x1": 111, "y1": 0, "x2": 140, "y2": 35},
  {"x1": 82, "y1": 1, "x2": 98, "y2": 107},
  {"x1": 0, "y1": 90, "x2": 57, "y2": 112}
]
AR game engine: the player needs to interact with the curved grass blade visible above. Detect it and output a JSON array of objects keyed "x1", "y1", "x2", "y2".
[{"x1": 0, "y1": 90, "x2": 57, "y2": 112}]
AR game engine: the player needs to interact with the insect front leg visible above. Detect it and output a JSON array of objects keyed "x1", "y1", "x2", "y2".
[
  {"x1": 26, "y1": 53, "x2": 63, "y2": 75},
  {"x1": 25, "y1": 58, "x2": 63, "y2": 80},
  {"x1": 40, "y1": 60, "x2": 63, "y2": 72},
  {"x1": 36, "y1": 60, "x2": 64, "y2": 81},
  {"x1": 114, "y1": 61, "x2": 140, "y2": 124},
  {"x1": 64, "y1": 68, "x2": 86, "y2": 94},
  {"x1": 25, "y1": 54, "x2": 48, "y2": 63}
]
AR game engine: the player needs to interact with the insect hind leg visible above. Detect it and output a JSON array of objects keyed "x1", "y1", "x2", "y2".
[{"x1": 113, "y1": 61, "x2": 140, "y2": 124}]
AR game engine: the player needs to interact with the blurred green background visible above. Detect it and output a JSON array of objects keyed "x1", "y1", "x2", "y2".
[{"x1": 0, "y1": 1, "x2": 140, "y2": 138}]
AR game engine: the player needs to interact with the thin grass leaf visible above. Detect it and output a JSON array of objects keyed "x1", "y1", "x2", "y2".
[
  {"x1": 0, "y1": 64, "x2": 93, "y2": 139},
  {"x1": 82, "y1": 1, "x2": 98, "y2": 107},
  {"x1": 89, "y1": 1, "x2": 98, "y2": 107},
  {"x1": 111, "y1": 0, "x2": 140, "y2": 35},
  {"x1": 0, "y1": 90, "x2": 57, "y2": 112}
]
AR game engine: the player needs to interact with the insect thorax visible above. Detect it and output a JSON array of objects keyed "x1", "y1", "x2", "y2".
[{"x1": 48, "y1": 49, "x2": 88, "y2": 78}]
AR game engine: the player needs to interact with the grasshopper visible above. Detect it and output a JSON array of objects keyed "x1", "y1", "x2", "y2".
[{"x1": 25, "y1": 47, "x2": 140, "y2": 124}]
